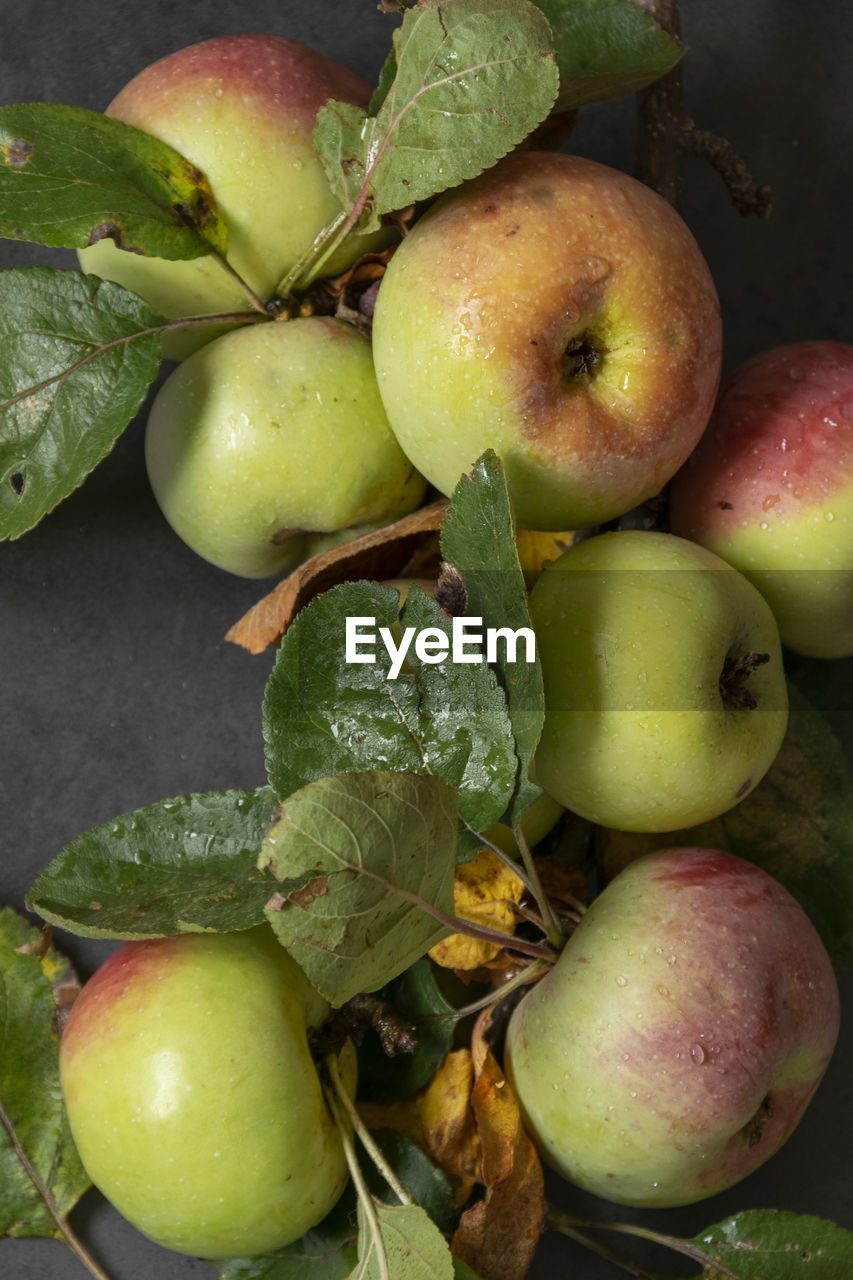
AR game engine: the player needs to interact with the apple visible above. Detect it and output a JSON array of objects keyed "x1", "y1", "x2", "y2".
[
  {"x1": 144, "y1": 315, "x2": 427, "y2": 578},
  {"x1": 504, "y1": 846, "x2": 840, "y2": 1207},
  {"x1": 669, "y1": 340, "x2": 853, "y2": 659},
  {"x1": 60, "y1": 926, "x2": 355, "y2": 1258},
  {"x1": 370, "y1": 150, "x2": 722, "y2": 531},
  {"x1": 529, "y1": 529, "x2": 788, "y2": 831},
  {"x1": 78, "y1": 34, "x2": 384, "y2": 357}
]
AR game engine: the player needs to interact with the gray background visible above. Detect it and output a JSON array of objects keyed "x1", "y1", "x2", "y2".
[{"x1": 1, "y1": 2, "x2": 851, "y2": 1277}]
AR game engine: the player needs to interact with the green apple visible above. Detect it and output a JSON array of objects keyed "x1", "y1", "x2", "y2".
[
  {"x1": 371, "y1": 150, "x2": 722, "y2": 531},
  {"x1": 670, "y1": 340, "x2": 853, "y2": 659},
  {"x1": 60, "y1": 926, "x2": 355, "y2": 1258},
  {"x1": 505, "y1": 846, "x2": 840, "y2": 1207},
  {"x1": 529, "y1": 529, "x2": 788, "y2": 831},
  {"x1": 78, "y1": 33, "x2": 384, "y2": 357},
  {"x1": 144, "y1": 316, "x2": 427, "y2": 578}
]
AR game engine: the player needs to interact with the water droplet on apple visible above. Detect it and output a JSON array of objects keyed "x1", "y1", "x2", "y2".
[
  {"x1": 788, "y1": 365, "x2": 805, "y2": 380},
  {"x1": 691, "y1": 1043, "x2": 707, "y2": 1064},
  {"x1": 825, "y1": 511, "x2": 835, "y2": 522},
  {"x1": 615, "y1": 975, "x2": 628, "y2": 987}
]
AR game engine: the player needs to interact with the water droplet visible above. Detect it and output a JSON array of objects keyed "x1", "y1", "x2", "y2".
[
  {"x1": 615, "y1": 975, "x2": 628, "y2": 987},
  {"x1": 825, "y1": 511, "x2": 835, "y2": 522},
  {"x1": 691, "y1": 1043, "x2": 707, "y2": 1064}
]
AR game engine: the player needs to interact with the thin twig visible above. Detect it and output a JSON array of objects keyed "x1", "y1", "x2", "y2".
[
  {"x1": 326, "y1": 1055, "x2": 412, "y2": 1207},
  {"x1": 0, "y1": 1098, "x2": 113, "y2": 1280}
]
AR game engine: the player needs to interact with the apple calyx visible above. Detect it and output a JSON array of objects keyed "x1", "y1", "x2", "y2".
[
  {"x1": 561, "y1": 330, "x2": 606, "y2": 383},
  {"x1": 719, "y1": 649, "x2": 771, "y2": 710},
  {"x1": 742, "y1": 1093, "x2": 774, "y2": 1147}
]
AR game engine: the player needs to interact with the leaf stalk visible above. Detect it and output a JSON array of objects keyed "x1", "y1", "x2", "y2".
[{"x1": 0, "y1": 1097, "x2": 114, "y2": 1280}]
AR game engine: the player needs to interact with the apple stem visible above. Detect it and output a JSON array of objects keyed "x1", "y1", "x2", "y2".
[
  {"x1": 547, "y1": 1209, "x2": 743, "y2": 1280},
  {"x1": 432, "y1": 958, "x2": 547, "y2": 1022},
  {"x1": 210, "y1": 254, "x2": 270, "y2": 313},
  {"x1": 0, "y1": 1098, "x2": 115, "y2": 1280},
  {"x1": 273, "y1": 209, "x2": 352, "y2": 299},
  {"x1": 512, "y1": 821, "x2": 567, "y2": 951},
  {"x1": 544, "y1": 1211, "x2": 656, "y2": 1279},
  {"x1": 325, "y1": 1054, "x2": 413, "y2": 1207},
  {"x1": 324, "y1": 1074, "x2": 392, "y2": 1280}
]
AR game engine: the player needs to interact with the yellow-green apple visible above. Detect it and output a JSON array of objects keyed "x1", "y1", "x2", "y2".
[
  {"x1": 371, "y1": 150, "x2": 722, "y2": 531},
  {"x1": 670, "y1": 340, "x2": 853, "y2": 659},
  {"x1": 144, "y1": 315, "x2": 426, "y2": 578},
  {"x1": 78, "y1": 34, "x2": 383, "y2": 357},
  {"x1": 60, "y1": 926, "x2": 355, "y2": 1258},
  {"x1": 529, "y1": 529, "x2": 788, "y2": 831},
  {"x1": 505, "y1": 846, "x2": 840, "y2": 1207}
]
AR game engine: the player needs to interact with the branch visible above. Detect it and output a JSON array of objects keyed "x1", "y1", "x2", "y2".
[{"x1": 637, "y1": 0, "x2": 771, "y2": 216}]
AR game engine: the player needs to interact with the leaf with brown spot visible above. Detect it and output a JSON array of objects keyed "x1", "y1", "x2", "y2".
[
  {"x1": 225, "y1": 499, "x2": 449, "y2": 654},
  {"x1": 451, "y1": 1049, "x2": 545, "y2": 1280},
  {"x1": 0, "y1": 102, "x2": 227, "y2": 257},
  {"x1": 429, "y1": 849, "x2": 524, "y2": 972}
]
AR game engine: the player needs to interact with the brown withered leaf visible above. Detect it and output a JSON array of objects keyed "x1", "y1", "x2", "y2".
[
  {"x1": 429, "y1": 849, "x2": 524, "y2": 972},
  {"x1": 359, "y1": 1048, "x2": 482, "y2": 1205},
  {"x1": 452, "y1": 1043, "x2": 545, "y2": 1280},
  {"x1": 225, "y1": 498, "x2": 449, "y2": 654}
]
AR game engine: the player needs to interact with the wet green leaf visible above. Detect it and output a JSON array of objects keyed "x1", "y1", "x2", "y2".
[
  {"x1": 262, "y1": 579, "x2": 517, "y2": 834},
  {"x1": 314, "y1": 0, "x2": 558, "y2": 232},
  {"x1": 440, "y1": 451, "x2": 545, "y2": 822},
  {"x1": 28, "y1": 787, "x2": 279, "y2": 939}
]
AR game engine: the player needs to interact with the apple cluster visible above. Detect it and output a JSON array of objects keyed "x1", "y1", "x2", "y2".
[{"x1": 58, "y1": 28, "x2": 849, "y2": 1267}]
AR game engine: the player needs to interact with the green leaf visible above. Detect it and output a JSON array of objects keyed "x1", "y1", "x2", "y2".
[
  {"x1": 537, "y1": 0, "x2": 684, "y2": 111},
  {"x1": 0, "y1": 268, "x2": 164, "y2": 539},
  {"x1": 440, "y1": 451, "x2": 545, "y2": 821},
  {"x1": 598, "y1": 682, "x2": 853, "y2": 973},
  {"x1": 314, "y1": 0, "x2": 558, "y2": 233},
  {"x1": 259, "y1": 771, "x2": 457, "y2": 1006},
  {"x1": 357, "y1": 958, "x2": 456, "y2": 1103},
  {"x1": 0, "y1": 102, "x2": 227, "y2": 257},
  {"x1": 262, "y1": 579, "x2": 517, "y2": 833},
  {"x1": 400, "y1": 587, "x2": 519, "y2": 832},
  {"x1": 356, "y1": 1200, "x2": 455, "y2": 1280},
  {"x1": 0, "y1": 907, "x2": 90, "y2": 1238},
  {"x1": 28, "y1": 787, "x2": 280, "y2": 939},
  {"x1": 368, "y1": 1130, "x2": 459, "y2": 1235},
  {"x1": 690, "y1": 1209, "x2": 853, "y2": 1277}
]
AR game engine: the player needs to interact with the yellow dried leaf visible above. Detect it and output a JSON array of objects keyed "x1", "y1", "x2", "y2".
[
  {"x1": 515, "y1": 528, "x2": 574, "y2": 588},
  {"x1": 429, "y1": 848, "x2": 525, "y2": 971},
  {"x1": 358, "y1": 1049, "x2": 482, "y2": 1203},
  {"x1": 452, "y1": 1047, "x2": 545, "y2": 1280},
  {"x1": 225, "y1": 498, "x2": 448, "y2": 654}
]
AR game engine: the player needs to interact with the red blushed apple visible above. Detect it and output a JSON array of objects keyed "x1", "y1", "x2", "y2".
[
  {"x1": 78, "y1": 34, "x2": 383, "y2": 355},
  {"x1": 371, "y1": 150, "x2": 723, "y2": 531},
  {"x1": 670, "y1": 340, "x2": 853, "y2": 658},
  {"x1": 505, "y1": 847, "x2": 840, "y2": 1208}
]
